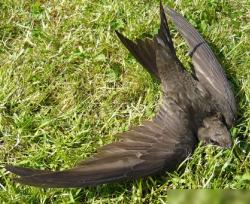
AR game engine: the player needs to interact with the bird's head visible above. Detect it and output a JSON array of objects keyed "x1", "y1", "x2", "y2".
[{"x1": 197, "y1": 114, "x2": 232, "y2": 148}]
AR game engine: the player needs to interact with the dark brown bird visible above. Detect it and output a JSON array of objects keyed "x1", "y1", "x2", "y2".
[{"x1": 6, "y1": 2, "x2": 236, "y2": 188}]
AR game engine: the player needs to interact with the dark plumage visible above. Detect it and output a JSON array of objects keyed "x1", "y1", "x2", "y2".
[{"x1": 6, "y1": 2, "x2": 236, "y2": 188}]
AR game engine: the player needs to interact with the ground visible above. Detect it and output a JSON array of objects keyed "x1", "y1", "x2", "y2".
[{"x1": 0, "y1": 0, "x2": 249, "y2": 203}]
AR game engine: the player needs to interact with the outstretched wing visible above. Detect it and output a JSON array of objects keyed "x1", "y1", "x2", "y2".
[
  {"x1": 165, "y1": 7, "x2": 236, "y2": 126},
  {"x1": 6, "y1": 100, "x2": 196, "y2": 188},
  {"x1": 6, "y1": 3, "x2": 197, "y2": 188}
]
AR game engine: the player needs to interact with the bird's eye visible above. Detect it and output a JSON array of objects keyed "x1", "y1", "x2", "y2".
[{"x1": 209, "y1": 139, "x2": 220, "y2": 146}]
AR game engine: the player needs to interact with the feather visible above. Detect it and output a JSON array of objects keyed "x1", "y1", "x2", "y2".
[{"x1": 165, "y1": 7, "x2": 236, "y2": 126}]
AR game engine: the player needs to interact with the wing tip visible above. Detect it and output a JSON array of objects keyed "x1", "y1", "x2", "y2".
[
  {"x1": 163, "y1": 6, "x2": 177, "y2": 16},
  {"x1": 5, "y1": 164, "x2": 52, "y2": 177},
  {"x1": 5, "y1": 164, "x2": 18, "y2": 174}
]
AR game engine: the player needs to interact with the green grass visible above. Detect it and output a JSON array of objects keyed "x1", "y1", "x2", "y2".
[{"x1": 0, "y1": 0, "x2": 249, "y2": 203}]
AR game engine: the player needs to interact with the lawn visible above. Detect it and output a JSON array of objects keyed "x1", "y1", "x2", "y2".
[{"x1": 0, "y1": 0, "x2": 249, "y2": 203}]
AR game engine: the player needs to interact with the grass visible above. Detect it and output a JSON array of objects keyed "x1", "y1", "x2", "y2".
[{"x1": 0, "y1": 0, "x2": 249, "y2": 203}]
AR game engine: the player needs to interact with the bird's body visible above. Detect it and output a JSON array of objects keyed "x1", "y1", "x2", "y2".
[{"x1": 6, "y1": 2, "x2": 236, "y2": 188}]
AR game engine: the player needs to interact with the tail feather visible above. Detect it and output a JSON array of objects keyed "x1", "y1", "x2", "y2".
[
  {"x1": 116, "y1": 1, "x2": 176, "y2": 80},
  {"x1": 158, "y1": 1, "x2": 175, "y2": 53},
  {"x1": 116, "y1": 31, "x2": 159, "y2": 79}
]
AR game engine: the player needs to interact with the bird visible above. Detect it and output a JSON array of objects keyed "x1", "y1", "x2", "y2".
[{"x1": 5, "y1": 2, "x2": 236, "y2": 188}]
